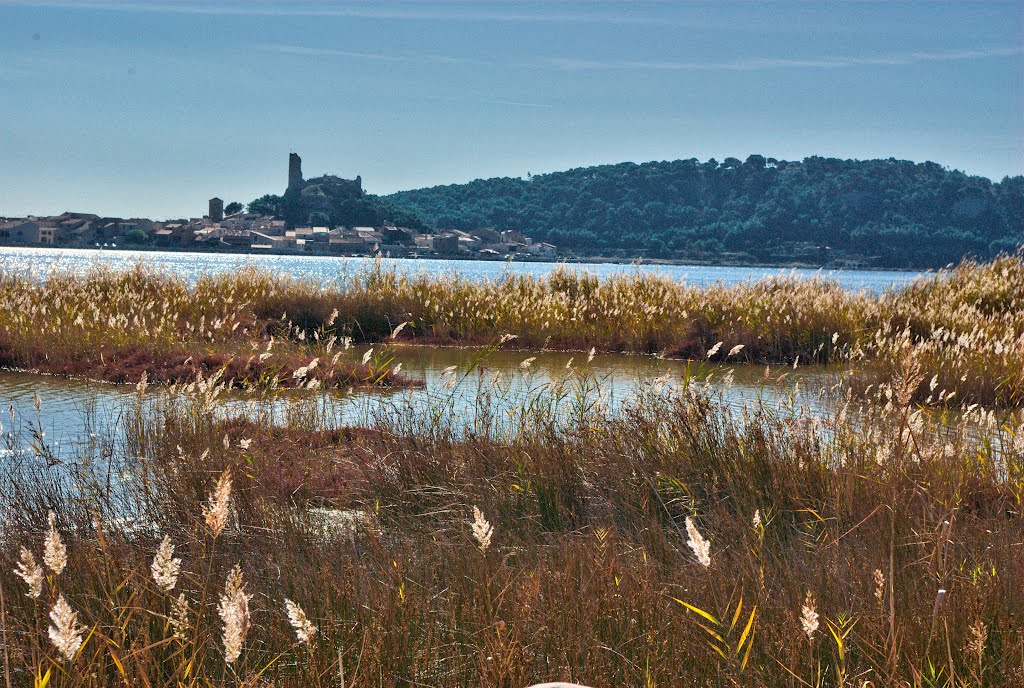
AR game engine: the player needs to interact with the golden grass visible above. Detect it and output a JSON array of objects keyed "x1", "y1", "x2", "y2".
[
  {"x1": 0, "y1": 362, "x2": 1021, "y2": 686},
  {"x1": 0, "y1": 264, "x2": 410, "y2": 390},
  {"x1": 2, "y1": 255, "x2": 1022, "y2": 685},
  {"x1": 4, "y1": 253, "x2": 1023, "y2": 406}
]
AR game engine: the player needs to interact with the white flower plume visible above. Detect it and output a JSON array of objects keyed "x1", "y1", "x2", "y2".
[
  {"x1": 203, "y1": 469, "x2": 232, "y2": 538},
  {"x1": 48, "y1": 595, "x2": 86, "y2": 661},
  {"x1": 285, "y1": 598, "x2": 318, "y2": 645},
  {"x1": 471, "y1": 506, "x2": 493, "y2": 554},
  {"x1": 800, "y1": 591, "x2": 819, "y2": 640},
  {"x1": 15, "y1": 547, "x2": 44, "y2": 599},
  {"x1": 151, "y1": 535, "x2": 182, "y2": 593},
  {"x1": 43, "y1": 511, "x2": 67, "y2": 576},
  {"x1": 218, "y1": 564, "x2": 252, "y2": 664},
  {"x1": 685, "y1": 516, "x2": 711, "y2": 568}
]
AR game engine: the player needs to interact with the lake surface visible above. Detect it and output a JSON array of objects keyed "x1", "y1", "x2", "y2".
[
  {"x1": 0, "y1": 246, "x2": 925, "y2": 292},
  {"x1": 0, "y1": 246, "x2": 922, "y2": 464},
  {"x1": 0, "y1": 346, "x2": 830, "y2": 460}
]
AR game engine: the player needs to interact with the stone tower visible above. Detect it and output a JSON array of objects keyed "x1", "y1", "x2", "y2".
[
  {"x1": 208, "y1": 197, "x2": 224, "y2": 222},
  {"x1": 287, "y1": 153, "x2": 303, "y2": 194}
]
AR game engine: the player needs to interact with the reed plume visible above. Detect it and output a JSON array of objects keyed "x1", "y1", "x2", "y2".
[
  {"x1": 14, "y1": 547, "x2": 43, "y2": 599},
  {"x1": 285, "y1": 598, "x2": 318, "y2": 646},
  {"x1": 800, "y1": 592, "x2": 819, "y2": 640},
  {"x1": 150, "y1": 535, "x2": 181, "y2": 593},
  {"x1": 43, "y1": 511, "x2": 67, "y2": 576},
  {"x1": 218, "y1": 564, "x2": 251, "y2": 664},
  {"x1": 685, "y1": 517, "x2": 711, "y2": 568},
  {"x1": 203, "y1": 468, "x2": 232, "y2": 538},
  {"x1": 471, "y1": 506, "x2": 493, "y2": 554},
  {"x1": 48, "y1": 595, "x2": 85, "y2": 661}
]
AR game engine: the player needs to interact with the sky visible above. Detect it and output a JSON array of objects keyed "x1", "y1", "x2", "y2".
[{"x1": 0, "y1": 0, "x2": 1021, "y2": 219}]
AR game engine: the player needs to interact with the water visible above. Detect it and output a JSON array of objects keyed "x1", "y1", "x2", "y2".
[
  {"x1": 0, "y1": 246, "x2": 924, "y2": 292},
  {"x1": 0, "y1": 346, "x2": 829, "y2": 459}
]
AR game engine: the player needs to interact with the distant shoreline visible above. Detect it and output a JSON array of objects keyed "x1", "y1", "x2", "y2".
[{"x1": 0, "y1": 243, "x2": 926, "y2": 273}]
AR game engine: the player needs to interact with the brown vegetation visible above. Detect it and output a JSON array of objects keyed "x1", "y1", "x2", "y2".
[
  {"x1": 0, "y1": 264, "x2": 411, "y2": 390},
  {"x1": 5, "y1": 254, "x2": 1024, "y2": 406},
  {"x1": 0, "y1": 361, "x2": 1021, "y2": 686}
]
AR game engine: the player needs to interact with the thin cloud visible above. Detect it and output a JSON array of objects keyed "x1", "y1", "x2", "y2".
[
  {"x1": 258, "y1": 44, "x2": 411, "y2": 63},
  {"x1": 0, "y1": 1, "x2": 706, "y2": 27},
  {"x1": 550, "y1": 46, "x2": 1023, "y2": 72},
  {"x1": 257, "y1": 43, "x2": 502, "y2": 67},
  {"x1": 480, "y1": 99, "x2": 553, "y2": 109}
]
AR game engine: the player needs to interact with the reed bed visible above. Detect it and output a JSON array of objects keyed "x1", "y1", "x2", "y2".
[
  {"x1": 0, "y1": 360, "x2": 1021, "y2": 686},
  {"x1": 0, "y1": 264, "x2": 409, "y2": 390},
  {"x1": 3, "y1": 253, "x2": 1024, "y2": 406}
]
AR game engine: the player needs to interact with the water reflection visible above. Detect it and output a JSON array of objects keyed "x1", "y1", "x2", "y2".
[
  {"x1": 338, "y1": 345, "x2": 830, "y2": 429},
  {"x1": 0, "y1": 346, "x2": 832, "y2": 462}
]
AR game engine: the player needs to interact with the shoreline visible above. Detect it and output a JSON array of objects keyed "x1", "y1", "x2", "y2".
[{"x1": 0, "y1": 243, "x2": 927, "y2": 273}]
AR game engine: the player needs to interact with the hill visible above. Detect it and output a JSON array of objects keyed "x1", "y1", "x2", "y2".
[
  {"x1": 248, "y1": 175, "x2": 427, "y2": 232},
  {"x1": 387, "y1": 156, "x2": 1024, "y2": 267}
]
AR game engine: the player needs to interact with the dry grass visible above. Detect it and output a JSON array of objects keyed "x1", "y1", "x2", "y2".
[
  {"x1": 6, "y1": 254, "x2": 1023, "y2": 406},
  {"x1": 0, "y1": 264, "x2": 410, "y2": 390},
  {"x1": 0, "y1": 359, "x2": 1022, "y2": 686},
  {"x1": 0, "y1": 254, "x2": 1022, "y2": 684}
]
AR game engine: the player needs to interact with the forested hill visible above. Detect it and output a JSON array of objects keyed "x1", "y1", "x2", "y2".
[{"x1": 387, "y1": 156, "x2": 1024, "y2": 267}]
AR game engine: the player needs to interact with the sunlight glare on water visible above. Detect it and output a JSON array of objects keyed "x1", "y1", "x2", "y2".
[{"x1": 0, "y1": 246, "x2": 924, "y2": 292}]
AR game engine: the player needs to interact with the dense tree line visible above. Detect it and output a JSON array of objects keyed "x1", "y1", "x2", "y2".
[{"x1": 386, "y1": 156, "x2": 1024, "y2": 267}]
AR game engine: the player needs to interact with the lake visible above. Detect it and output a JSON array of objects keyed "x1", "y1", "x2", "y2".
[
  {"x1": 0, "y1": 246, "x2": 911, "y2": 460},
  {"x1": 0, "y1": 246, "x2": 925, "y2": 292},
  {"x1": 0, "y1": 345, "x2": 830, "y2": 462}
]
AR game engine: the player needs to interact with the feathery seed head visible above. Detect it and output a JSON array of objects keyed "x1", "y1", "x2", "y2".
[
  {"x1": 218, "y1": 564, "x2": 252, "y2": 664},
  {"x1": 203, "y1": 469, "x2": 232, "y2": 538},
  {"x1": 685, "y1": 517, "x2": 711, "y2": 568},
  {"x1": 48, "y1": 595, "x2": 85, "y2": 661},
  {"x1": 800, "y1": 591, "x2": 819, "y2": 640},
  {"x1": 15, "y1": 546, "x2": 44, "y2": 599},
  {"x1": 873, "y1": 568, "x2": 885, "y2": 605},
  {"x1": 285, "y1": 598, "x2": 318, "y2": 646},
  {"x1": 43, "y1": 511, "x2": 67, "y2": 576},
  {"x1": 170, "y1": 593, "x2": 191, "y2": 640},
  {"x1": 966, "y1": 619, "x2": 988, "y2": 661},
  {"x1": 471, "y1": 506, "x2": 493, "y2": 554},
  {"x1": 151, "y1": 535, "x2": 182, "y2": 593}
]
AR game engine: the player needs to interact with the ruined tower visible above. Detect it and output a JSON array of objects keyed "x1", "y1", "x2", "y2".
[{"x1": 287, "y1": 153, "x2": 303, "y2": 194}]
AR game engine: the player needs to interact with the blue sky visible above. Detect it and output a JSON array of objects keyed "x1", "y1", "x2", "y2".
[{"x1": 1, "y1": 1, "x2": 1021, "y2": 219}]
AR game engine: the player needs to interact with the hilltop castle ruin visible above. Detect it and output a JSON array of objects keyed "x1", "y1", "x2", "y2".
[
  {"x1": 285, "y1": 153, "x2": 362, "y2": 197},
  {"x1": 282, "y1": 153, "x2": 364, "y2": 228}
]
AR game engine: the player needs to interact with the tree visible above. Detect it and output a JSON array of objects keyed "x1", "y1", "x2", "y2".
[
  {"x1": 247, "y1": 194, "x2": 282, "y2": 217},
  {"x1": 308, "y1": 211, "x2": 331, "y2": 228},
  {"x1": 383, "y1": 155, "x2": 1024, "y2": 268},
  {"x1": 122, "y1": 229, "x2": 150, "y2": 245},
  {"x1": 224, "y1": 201, "x2": 244, "y2": 215}
]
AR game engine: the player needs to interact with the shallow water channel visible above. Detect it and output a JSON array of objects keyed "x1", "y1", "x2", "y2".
[{"x1": 0, "y1": 345, "x2": 833, "y2": 462}]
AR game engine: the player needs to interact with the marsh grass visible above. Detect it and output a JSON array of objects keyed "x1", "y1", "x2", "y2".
[
  {"x1": 1, "y1": 255, "x2": 1023, "y2": 685},
  {"x1": 0, "y1": 264, "x2": 411, "y2": 391},
  {"x1": 4, "y1": 254, "x2": 1023, "y2": 407},
  {"x1": 0, "y1": 354, "x2": 1022, "y2": 686}
]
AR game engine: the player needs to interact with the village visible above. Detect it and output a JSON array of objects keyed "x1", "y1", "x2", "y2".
[
  {"x1": 0, "y1": 204, "x2": 558, "y2": 260},
  {"x1": 0, "y1": 153, "x2": 559, "y2": 260}
]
